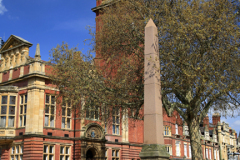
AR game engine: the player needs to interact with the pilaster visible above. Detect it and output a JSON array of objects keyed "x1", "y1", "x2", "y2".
[
  {"x1": 0, "y1": 72, "x2": 2, "y2": 83},
  {"x1": 19, "y1": 66, "x2": 24, "y2": 77},
  {"x1": 8, "y1": 69, "x2": 13, "y2": 80},
  {"x1": 25, "y1": 77, "x2": 45, "y2": 134},
  {"x1": 122, "y1": 109, "x2": 129, "y2": 142}
]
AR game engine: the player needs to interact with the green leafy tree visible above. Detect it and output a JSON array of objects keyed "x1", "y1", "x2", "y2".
[
  {"x1": 92, "y1": 0, "x2": 240, "y2": 159},
  {"x1": 49, "y1": 0, "x2": 240, "y2": 159}
]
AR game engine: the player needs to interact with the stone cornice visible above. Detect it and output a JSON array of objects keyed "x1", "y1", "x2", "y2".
[
  {"x1": 91, "y1": 0, "x2": 120, "y2": 12},
  {"x1": 0, "y1": 73, "x2": 49, "y2": 86}
]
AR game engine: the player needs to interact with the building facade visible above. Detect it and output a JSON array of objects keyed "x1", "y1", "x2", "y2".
[
  {"x1": 0, "y1": 1, "x2": 238, "y2": 160},
  {"x1": 0, "y1": 35, "x2": 145, "y2": 160}
]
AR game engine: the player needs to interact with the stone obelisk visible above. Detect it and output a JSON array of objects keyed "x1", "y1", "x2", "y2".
[{"x1": 139, "y1": 19, "x2": 170, "y2": 160}]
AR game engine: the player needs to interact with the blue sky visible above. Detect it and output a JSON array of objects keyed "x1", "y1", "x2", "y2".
[
  {"x1": 0, "y1": 0, "x2": 96, "y2": 60},
  {"x1": 0, "y1": 0, "x2": 240, "y2": 136}
]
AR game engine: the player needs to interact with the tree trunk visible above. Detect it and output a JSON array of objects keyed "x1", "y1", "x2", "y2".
[{"x1": 188, "y1": 118, "x2": 204, "y2": 160}]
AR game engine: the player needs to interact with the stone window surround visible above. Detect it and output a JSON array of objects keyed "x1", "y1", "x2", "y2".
[
  {"x1": 112, "y1": 108, "x2": 120, "y2": 135},
  {"x1": 61, "y1": 102, "x2": 71, "y2": 129},
  {"x1": 0, "y1": 94, "x2": 17, "y2": 128},
  {"x1": 19, "y1": 94, "x2": 27, "y2": 127},
  {"x1": 164, "y1": 126, "x2": 171, "y2": 136},
  {"x1": 176, "y1": 141, "x2": 181, "y2": 157},
  {"x1": 60, "y1": 145, "x2": 70, "y2": 160},
  {"x1": 44, "y1": 94, "x2": 56, "y2": 128},
  {"x1": 10, "y1": 145, "x2": 23, "y2": 160},
  {"x1": 43, "y1": 144, "x2": 54, "y2": 160},
  {"x1": 86, "y1": 105, "x2": 99, "y2": 121},
  {"x1": 184, "y1": 143, "x2": 187, "y2": 158},
  {"x1": 112, "y1": 149, "x2": 120, "y2": 160},
  {"x1": 166, "y1": 145, "x2": 172, "y2": 155}
]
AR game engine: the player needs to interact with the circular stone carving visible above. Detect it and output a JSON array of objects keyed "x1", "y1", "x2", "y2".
[{"x1": 85, "y1": 124, "x2": 104, "y2": 139}]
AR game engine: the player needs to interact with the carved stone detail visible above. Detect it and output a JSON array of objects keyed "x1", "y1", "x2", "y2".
[{"x1": 84, "y1": 123, "x2": 105, "y2": 140}]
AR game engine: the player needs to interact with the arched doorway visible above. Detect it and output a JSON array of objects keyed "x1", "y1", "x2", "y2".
[{"x1": 86, "y1": 148, "x2": 97, "y2": 160}]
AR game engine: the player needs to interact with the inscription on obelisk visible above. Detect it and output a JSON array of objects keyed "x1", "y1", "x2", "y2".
[{"x1": 139, "y1": 19, "x2": 170, "y2": 160}]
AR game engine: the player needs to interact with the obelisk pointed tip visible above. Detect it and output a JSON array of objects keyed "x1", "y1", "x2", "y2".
[
  {"x1": 145, "y1": 18, "x2": 156, "y2": 28},
  {"x1": 35, "y1": 43, "x2": 41, "y2": 59}
]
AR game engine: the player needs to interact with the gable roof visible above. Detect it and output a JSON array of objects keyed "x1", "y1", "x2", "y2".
[{"x1": 0, "y1": 35, "x2": 32, "y2": 53}]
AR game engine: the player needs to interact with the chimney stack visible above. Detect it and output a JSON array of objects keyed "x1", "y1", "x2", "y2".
[
  {"x1": 212, "y1": 113, "x2": 221, "y2": 126},
  {"x1": 203, "y1": 115, "x2": 209, "y2": 128}
]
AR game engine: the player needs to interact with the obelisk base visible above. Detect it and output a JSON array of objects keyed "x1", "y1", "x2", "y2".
[{"x1": 139, "y1": 144, "x2": 170, "y2": 160}]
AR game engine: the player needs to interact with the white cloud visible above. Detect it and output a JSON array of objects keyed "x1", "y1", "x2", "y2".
[
  {"x1": 234, "y1": 120, "x2": 240, "y2": 126},
  {"x1": 0, "y1": 0, "x2": 7, "y2": 15}
]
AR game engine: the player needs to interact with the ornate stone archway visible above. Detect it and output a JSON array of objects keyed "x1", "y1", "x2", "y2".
[{"x1": 81, "y1": 123, "x2": 106, "y2": 160}]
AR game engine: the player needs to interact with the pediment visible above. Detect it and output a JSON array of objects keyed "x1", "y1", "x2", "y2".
[{"x1": 0, "y1": 35, "x2": 32, "y2": 53}]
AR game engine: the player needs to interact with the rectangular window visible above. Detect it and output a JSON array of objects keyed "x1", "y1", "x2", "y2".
[
  {"x1": 164, "y1": 126, "x2": 171, "y2": 136},
  {"x1": 86, "y1": 106, "x2": 99, "y2": 120},
  {"x1": 184, "y1": 144, "x2": 187, "y2": 157},
  {"x1": 60, "y1": 146, "x2": 70, "y2": 160},
  {"x1": 44, "y1": 95, "x2": 55, "y2": 127},
  {"x1": 189, "y1": 145, "x2": 191, "y2": 158},
  {"x1": 62, "y1": 103, "x2": 71, "y2": 129},
  {"x1": 10, "y1": 145, "x2": 23, "y2": 160},
  {"x1": 0, "y1": 95, "x2": 16, "y2": 128},
  {"x1": 206, "y1": 148, "x2": 208, "y2": 159},
  {"x1": 175, "y1": 124, "x2": 178, "y2": 134},
  {"x1": 19, "y1": 95, "x2": 27, "y2": 127},
  {"x1": 166, "y1": 146, "x2": 172, "y2": 155},
  {"x1": 112, "y1": 149, "x2": 120, "y2": 160},
  {"x1": 43, "y1": 144, "x2": 54, "y2": 160},
  {"x1": 112, "y1": 108, "x2": 120, "y2": 135},
  {"x1": 214, "y1": 149, "x2": 216, "y2": 160},
  {"x1": 176, "y1": 142, "x2": 180, "y2": 156},
  {"x1": 105, "y1": 149, "x2": 108, "y2": 160}
]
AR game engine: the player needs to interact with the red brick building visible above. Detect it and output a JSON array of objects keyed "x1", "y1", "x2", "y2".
[
  {"x1": 0, "y1": 34, "x2": 222, "y2": 160},
  {"x1": 0, "y1": 35, "x2": 144, "y2": 160},
  {"x1": 0, "y1": 1, "x2": 237, "y2": 160}
]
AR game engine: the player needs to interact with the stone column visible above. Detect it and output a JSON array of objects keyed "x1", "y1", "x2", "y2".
[{"x1": 139, "y1": 19, "x2": 170, "y2": 160}]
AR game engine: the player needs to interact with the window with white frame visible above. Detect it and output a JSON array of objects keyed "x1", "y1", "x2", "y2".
[
  {"x1": 112, "y1": 108, "x2": 120, "y2": 135},
  {"x1": 62, "y1": 103, "x2": 71, "y2": 129},
  {"x1": 175, "y1": 124, "x2": 178, "y2": 134},
  {"x1": 166, "y1": 146, "x2": 172, "y2": 155},
  {"x1": 10, "y1": 145, "x2": 23, "y2": 160},
  {"x1": 43, "y1": 144, "x2": 54, "y2": 160},
  {"x1": 214, "y1": 149, "x2": 216, "y2": 160},
  {"x1": 189, "y1": 145, "x2": 191, "y2": 158},
  {"x1": 176, "y1": 141, "x2": 180, "y2": 156},
  {"x1": 184, "y1": 144, "x2": 187, "y2": 157},
  {"x1": 60, "y1": 146, "x2": 70, "y2": 160},
  {"x1": 164, "y1": 126, "x2": 171, "y2": 136},
  {"x1": 105, "y1": 149, "x2": 108, "y2": 160},
  {"x1": 44, "y1": 95, "x2": 55, "y2": 127},
  {"x1": 112, "y1": 149, "x2": 120, "y2": 160},
  {"x1": 0, "y1": 95, "x2": 16, "y2": 128},
  {"x1": 19, "y1": 95, "x2": 27, "y2": 127},
  {"x1": 206, "y1": 148, "x2": 208, "y2": 159}
]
